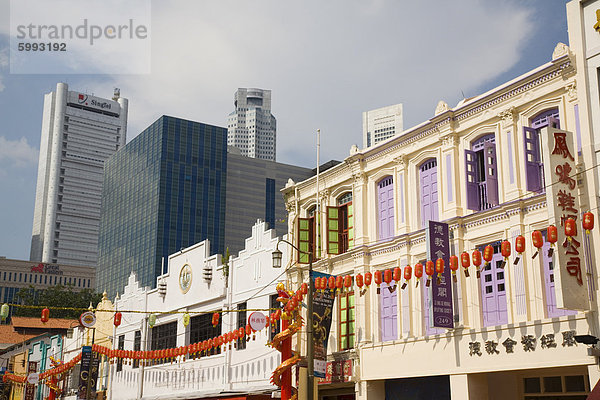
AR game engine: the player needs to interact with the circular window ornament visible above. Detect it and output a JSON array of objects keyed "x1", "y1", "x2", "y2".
[{"x1": 179, "y1": 264, "x2": 192, "y2": 294}]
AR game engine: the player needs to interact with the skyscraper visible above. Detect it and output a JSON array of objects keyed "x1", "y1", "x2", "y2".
[
  {"x1": 30, "y1": 83, "x2": 128, "y2": 267},
  {"x1": 227, "y1": 88, "x2": 277, "y2": 161},
  {"x1": 97, "y1": 116, "x2": 228, "y2": 297},
  {"x1": 97, "y1": 116, "x2": 312, "y2": 297},
  {"x1": 362, "y1": 103, "x2": 403, "y2": 148}
]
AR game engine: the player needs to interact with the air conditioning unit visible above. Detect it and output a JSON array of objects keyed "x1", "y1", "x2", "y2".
[{"x1": 158, "y1": 281, "x2": 167, "y2": 297}]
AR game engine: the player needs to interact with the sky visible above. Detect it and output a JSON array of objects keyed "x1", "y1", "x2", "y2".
[{"x1": 0, "y1": 0, "x2": 570, "y2": 261}]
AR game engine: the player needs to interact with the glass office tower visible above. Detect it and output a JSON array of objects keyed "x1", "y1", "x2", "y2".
[{"x1": 97, "y1": 116, "x2": 227, "y2": 297}]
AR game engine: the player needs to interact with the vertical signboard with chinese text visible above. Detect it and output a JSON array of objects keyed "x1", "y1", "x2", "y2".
[
  {"x1": 427, "y1": 220, "x2": 454, "y2": 328},
  {"x1": 541, "y1": 127, "x2": 589, "y2": 311},
  {"x1": 24, "y1": 361, "x2": 37, "y2": 400},
  {"x1": 310, "y1": 271, "x2": 335, "y2": 378}
]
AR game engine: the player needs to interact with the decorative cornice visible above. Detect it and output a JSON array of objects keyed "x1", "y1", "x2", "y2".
[{"x1": 441, "y1": 132, "x2": 459, "y2": 148}]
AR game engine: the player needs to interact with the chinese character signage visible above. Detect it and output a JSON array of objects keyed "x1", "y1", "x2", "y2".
[
  {"x1": 541, "y1": 127, "x2": 589, "y2": 311},
  {"x1": 427, "y1": 221, "x2": 454, "y2": 329},
  {"x1": 24, "y1": 361, "x2": 37, "y2": 400},
  {"x1": 319, "y1": 360, "x2": 352, "y2": 384},
  {"x1": 77, "y1": 346, "x2": 99, "y2": 400},
  {"x1": 310, "y1": 271, "x2": 335, "y2": 379},
  {"x1": 468, "y1": 330, "x2": 576, "y2": 356}
]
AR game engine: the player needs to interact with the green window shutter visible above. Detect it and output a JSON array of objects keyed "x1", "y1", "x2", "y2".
[
  {"x1": 347, "y1": 202, "x2": 354, "y2": 249},
  {"x1": 298, "y1": 218, "x2": 310, "y2": 264},
  {"x1": 327, "y1": 206, "x2": 340, "y2": 255}
]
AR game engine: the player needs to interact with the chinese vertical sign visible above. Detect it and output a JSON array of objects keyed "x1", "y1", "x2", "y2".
[
  {"x1": 310, "y1": 271, "x2": 335, "y2": 378},
  {"x1": 24, "y1": 361, "x2": 37, "y2": 400},
  {"x1": 427, "y1": 220, "x2": 454, "y2": 328},
  {"x1": 77, "y1": 346, "x2": 98, "y2": 400},
  {"x1": 542, "y1": 127, "x2": 589, "y2": 311}
]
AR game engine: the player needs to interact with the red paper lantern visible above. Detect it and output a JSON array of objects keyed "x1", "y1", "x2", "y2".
[
  {"x1": 383, "y1": 269, "x2": 392, "y2": 285},
  {"x1": 364, "y1": 272, "x2": 372, "y2": 287},
  {"x1": 435, "y1": 258, "x2": 444, "y2": 274},
  {"x1": 402, "y1": 266, "x2": 412, "y2": 289},
  {"x1": 461, "y1": 252, "x2": 470, "y2": 277},
  {"x1": 336, "y1": 276, "x2": 343, "y2": 291},
  {"x1": 515, "y1": 235, "x2": 526, "y2": 254},
  {"x1": 374, "y1": 270, "x2": 382, "y2": 286},
  {"x1": 301, "y1": 283, "x2": 308, "y2": 295},
  {"x1": 449, "y1": 255, "x2": 458, "y2": 272},
  {"x1": 531, "y1": 230, "x2": 543, "y2": 259},
  {"x1": 246, "y1": 324, "x2": 252, "y2": 336},
  {"x1": 114, "y1": 311, "x2": 122, "y2": 327},
  {"x1": 212, "y1": 312, "x2": 220, "y2": 327},
  {"x1": 414, "y1": 263, "x2": 423, "y2": 279},
  {"x1": 472, "y1": 250, "x2": 481, "y2": 267},
  {"x1": 583, "y1": 212, "x2": 594, "y2": 234},
  {"x1": 41, "y1": 308, "x2": 49, "y2": 323},
  {"x1": 356, "y1": 273, "x2": 364, "y2": 288},
  {"x1": 501, "y1": 240, "x2": 511, "y2": 259},
  {"x1": 483, "y1": 245, "x2": 494, "y2": 264},
  {"x1": 344, "y1": 275, "x2": 352, "y2": 289},
  {"x1": 393, "y1": 267, "x2": 401, "y2": 283},
  {"x1": 328, "y1": 276, "x2": 336, "y2": 290},
  {"x1": 425, "y1": 260, "x2": 434, "y2": 287},
  {"x1": 565, "y1": 218, "x2": 577, "y2": 239},
  {"x1": 547, "y1": 225, "x2": 558, "y2": 245}
]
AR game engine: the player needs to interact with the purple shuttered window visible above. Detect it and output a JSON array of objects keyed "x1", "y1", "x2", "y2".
[
  {"x1": 480, "y1": 244, "x2": 508, "y2": 327},
  {"x1": 525, "y1": 109, "x2": 560, "y2": 193},
  {"x1": 380, "y1": 280, "x2": 398, "y2": 341},
  {"x1": 542, "y1": 240, "x2": 576, "y2": 318},
  {"x1": 377, "y1": 176, "x2": 394, "y2": 240},
  {"x1": 465, "y1": 134, "x2": 498, "y2": 211},
  {"x1": 419, "y1": 159, "x2": 438, "y2": 228}
]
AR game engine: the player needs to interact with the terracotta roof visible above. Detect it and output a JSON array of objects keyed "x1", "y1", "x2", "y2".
[
  {"x1": 11, "y1": 316, "x2": 78, "y2": 330},
  {"x1": 0, "y1": 325, "x2": 37, "y2": 345}
]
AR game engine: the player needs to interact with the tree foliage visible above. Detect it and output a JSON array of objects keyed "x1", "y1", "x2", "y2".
[{"x1": 14, "y1": 284, "x2": 103, "y2": 319}]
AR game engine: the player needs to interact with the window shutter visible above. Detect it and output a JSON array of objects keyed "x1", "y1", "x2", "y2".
[
  {"x1": 483, "y1": 141, "x2": 499, "y2": 206},
  {"x1": 297, "y1": 218, "x2": 310, "y2": 264},
  {"x1": 523, "y1": 127, "x2": 543, "y2": 193},
  {"x1": 327, "y1": 206, "x2": 340, "y2": 255},
  {"x1": 347, "y1": 202, "x2": 354, "y2": 250},
  {"x1": 465, "y1": 150, "x2": 480, "y2": 211}
]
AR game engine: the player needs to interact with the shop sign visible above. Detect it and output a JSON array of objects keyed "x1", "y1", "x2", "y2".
[
  {"x1": 319, "y1": 360, "x2": 352, "y2": 384},
  {"x1": 427, "y1": 221, "x2": 453, "y2": 328},
  {"x1": 468, "y1": 330, "x2": 577, "y2": 356}
]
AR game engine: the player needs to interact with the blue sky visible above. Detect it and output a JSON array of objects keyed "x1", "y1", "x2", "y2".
[{"x1": 0, "y1": 0, "x2": 569, "y2": 261}]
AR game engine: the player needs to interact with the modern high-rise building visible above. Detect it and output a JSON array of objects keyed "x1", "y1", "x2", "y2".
[
  {"x1": 30, "y1": 83, "x2": 128, "y2": 267},
  {"x1": 362, "y1": 103, "x2": 403, "y2": 148},
  {"x1": 227, "y1": 88, "x2": 277, "y2": 161},
  {"x1": 97, "y1": 115, "x2": 311, "y2": 297}
]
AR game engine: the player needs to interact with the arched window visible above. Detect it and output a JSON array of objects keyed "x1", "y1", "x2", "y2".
[
  {"x1": 327, "y1": 192, "x2": 354, "y2": 255},
  {"x1": 377, "y1": 176, "x2": 394, "y2": 240},
  {"x1": 523, "y1": 108, "x2": 560, "y2": 193},
  {"x1": 419, "y1": 159, "x2": 438, "y2": 228},
  {"x1": 465, "y1": 134, "x2": 498, "y2": 211}
]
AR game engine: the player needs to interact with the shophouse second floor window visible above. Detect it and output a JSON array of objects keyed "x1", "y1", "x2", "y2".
[
  {"x1": 116, "y1": 334, "x2": 124, "y2": 372},
  {"x1": 377, "y1": 176, "x2": 395, "y2": 240},
  {"x1": 237, "y1": 302, "x2": 247, "y2": 350},
  {"x1": 339, "y1": 291, "x2": 355, "y2": 351},
  {"x1": 133, "y1": 331, "x2": 141, "y2": 369},
  {"x1": 419, "y1": 159, "x2": 439, "y2": 228},
  {"x1": 523, "y1": 108, "x2": 560, "y2": 193},
  {"x1": 465, "y1": 134, "x2": 499, "y2": 211},
  {"x1": 190, "y1": 313, "x2": 221, "y2": 356},
  {"x1": 151, "y1": 321, "x2": 177, "y2": 351},
  {"x1": 297, "y1": 206, "x2": 319, "y2": 264},
  {"x1": 327, "y1": 193, "x2": 354, "y2": 255}
]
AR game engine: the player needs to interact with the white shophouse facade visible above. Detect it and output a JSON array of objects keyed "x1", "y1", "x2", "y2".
[
  {"x1": 283, "y1": 43, "x2": 600, "y2": 400},
  {"x1": 110, "y1": 221, "x2": 291, "y2": 400}
]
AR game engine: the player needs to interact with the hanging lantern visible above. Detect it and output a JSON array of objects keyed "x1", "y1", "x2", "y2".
[
  {"x1": 547, "y1": 225, "x2": 558, "y2": 257},
  {"x1": 425, "y1": 260, "x2": 434, "y2": 287},
  {"x1": 148, "y1": 313, "x2": 156, "y2": 328},
  {"x1": 499, "y1": 240, "x2": 511, "y2": 268},
  {"x1": 344, "y1": 275, "x2": 352, "y2": 290},
  {"x1": 211, "y1": 312, "x2": 219, "y2": 327},
  {"x1": 374, "y1": 270, "x2": 382, "y2": 287},
  {"x1": 461, "y1": 252, "x2": 470, "y2": 277},
  {"x1": 356, "y1": 273, "x2": 364, "y2": 289},
  {"x1": 583, "y1": 212, "x2": 594, "y2": 234},
  {"x1": 238, "y1": 327, "x2": 245, "y2": 341},
  {"x1": 335, "y1": 276, "x2": 343, "y2": 292},
  {"x1": 364, "y1": 272, "x2": 372, "y2": 287},
  {"x1": 565, "y1": 218, "x2": 577, "y2": 241},
  {"x1": 514, "y1": 235, "x2": 525, "y2": 265},
  {"x1": 483, "y1": 245, "x2": 494, "y2": 266},
  {"x1": 183, "y1": 312, "x2": 190, "y2": 327},
  {"x1": 41, "y1": 308, "x2": 50, "y2": 323},
  {"x1": 402, "y1": 265, "x2": 412, "y2": 289},
  {"x1": 414, "y1": 263, "x2": 423, "y2": 287},
  {"x1": 328, "y1": 276, "x2": 336, "y2": 291},
  {"x1": 383, "y1": 269, "x2": 392, "y2": 285},
  {"x1": 393, "y1": 267, "x2": 402, "y2": 284},
  {"x1": 0, "y1": 304, "x2": 8, "y2": 321},
  {"x1": 301, "y1": 283, "x2": 308, "y2": 295},
  {"x1": 531, "y1": 231, "x2": 543, "y2": 259},
  {"x1": 435, "y1": 258, "x2": 444, "y2": 284},
  {"x1": 472, "y1": 250, "x2": 482, "y2": 279},
  {"x1": 114, "y1": 311, "x2": 122, "y2": 327},
  {"x1": 246, "y1": 324, "x2": 252, "y2": 337},
  {"x1": 449, "y1": 255, "x2": 458, "y2": 283}
]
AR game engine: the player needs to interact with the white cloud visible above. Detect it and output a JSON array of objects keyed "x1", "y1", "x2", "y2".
[
  {"x1": 0, "y1": 136, "x2": 39, "y2": 167},
  {"x1": 0, "y1": 47, "x2": 7, "y2": 92}
]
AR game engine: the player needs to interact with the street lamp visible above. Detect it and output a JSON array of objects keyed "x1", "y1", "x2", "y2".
[{"x1": 272, "y1": 239, "x2": 314, "y2": 400}]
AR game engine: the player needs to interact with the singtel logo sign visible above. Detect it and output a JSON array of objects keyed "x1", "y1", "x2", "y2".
[{"x1": 76, "y1": 93, "x2": 113, "y2": 110}]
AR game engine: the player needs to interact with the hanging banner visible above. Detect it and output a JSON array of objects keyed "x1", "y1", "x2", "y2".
[
  {"x1": 427, "y1": 220, "x2": 454, "y2": 329},
  {"x1": 77, "y1": 346, "x2": 99, "y2": 400},
  {"x1": 24, "y1": 361, "x2": 37, "y2": 400},
  {"x1": 541, "y1": 127, "x2": 589, "y2": 311},
  {"x1": 310, "y1": 271, "x2": 335, "y2": 379}
]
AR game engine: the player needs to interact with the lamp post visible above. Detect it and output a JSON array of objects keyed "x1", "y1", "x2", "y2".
[{"x1": 272, "y1": 239, "x2": 314, "y2": 400}]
